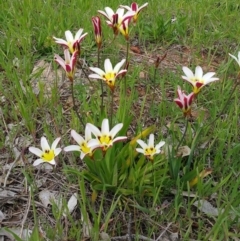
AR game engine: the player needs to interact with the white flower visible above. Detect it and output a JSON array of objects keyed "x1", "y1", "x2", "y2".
[
  {"x1": 54, "y1": 49, "x2": 78, "y2": 81},
  {"x1": 182, "y1": 66, "x2": 219, "y2": 94},
  {"x1": 98, "y1": 7, "x2": 134, "y2": 39},
  {"x1": 29, "y1": 137, "x2": 62, "y2": 166},
  {"x1": 136, "y1": 134, "x2": 165, "y2": 160},
  {"x1": 64, "y1": 127, "x2": 99, "y2": 160},
  {"x1": 86, "y1": 119, "x2": 127, "y2": 151},
  {"x1": 229, "y1": 51, "x2": 240, "y2": 67},
  {"x1": 53, "y1": 29, "x2": 88, "y2": 53},
  {"x1": 89, "y1": 58, "x2": 127, "y2": 90},
  {"x1": 120, "y1": 2, "x2": 148, "y2": 24}
]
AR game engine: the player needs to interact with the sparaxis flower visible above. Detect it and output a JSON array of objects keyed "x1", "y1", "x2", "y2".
[
  {"x1": 54, "y1": 49, "x2": 78, "y2": 82},
  {"x1": 64, "y1": 127, "x2": 99, "y2": 160},
  {"x1": 86, "y1": 119, "x2": 127, "y2": 151},
  {"x1": 136, "y1": 134, "x2": 165, "y2": 161},
  {"x1": 29, "y1": 137, "x2": 61, "y2": 166},
  {"x1": 89, "y1": 58, "x2": 127, "y2": 91},
  {"x1": 92, "y1": 16, "x2": 102, "y2": 49},
  {"x1": 229, "y1": 51, "x2": 240, "y2": 67},
  {"x1": 182, "y1": 66, "x2": 219, "y2": 94},
  {"x1": 174, "y1": 86, "x2": 195, "y2": 117},
  {"x1": 98, "y1": 7, "x2": 134, "y2": 39},
  {"x1": 53, "y1": 29, "x2": 88, "y2": 53},
  {"x1": 120, "y1": 2, "x2": 148, "y2": 25}
]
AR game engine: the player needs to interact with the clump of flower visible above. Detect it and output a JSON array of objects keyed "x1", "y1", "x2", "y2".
[
  {"x1": 29, "y1": 137, "x2": 62, "y2": 166},
  {"x1": 98, "y1": 7, "x2": 134, "y2": 39},
  {"x1": 136, "y1": 134, "x2": 165, "y2": 162},
  {"x1": 182, "y1": 66, "x2": 219, "y2": 94},
  {"x1": 120, "y1": 2, "x2": 148, "y2": 25},
  {"x1": 229, "y1": 51, "x2": 240, "y2": 67},
  {"x1": 54, "y1": 49, "x2": 78, "y2": 82},
  {"x1": 89, "y1": 58, "x2": 127, "y2": 91},
  {"x1": 53, "y1": 29, "x2": 88, "y2": 53},
  {"x1": 64, "y1": 127, "x2": 100, "y2": 160},
  {"x1": 92, "y1": 16, "x2": 102, "y2": 49},
  {"x1": 86, "y1": 118, "x2": 127, "y2": 151},
  {"x1": 174, "y1": 86, "x2": 195, "y2": 117}
]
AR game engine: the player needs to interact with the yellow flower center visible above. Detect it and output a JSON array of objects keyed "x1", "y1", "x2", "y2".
[
  {"x1": 99, "y1": 135, "x2": 112, "y2": 145},
  {"x1": 41, "y1": 149, "x2": 55, "y2": 162},
  {"x1": 80, "y1": 142, "x2": 91, "y2": 154},
  {"x1": 68, "y1": 42, "x2": 74, "y2": 54},
  {"x1": 102, "y1": 72, "x2": 116, "y2": 90},
  {"x1": 144, "y1": 147, "x2": 156, "y2": 157}
]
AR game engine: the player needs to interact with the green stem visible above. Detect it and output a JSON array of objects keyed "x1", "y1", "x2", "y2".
[
  {"x1": 206, "y1": 80, "x2": 239, "y2": 128},
  {"x1": 151, "y1": 65, "x2": 158, "y2": 106},
  {"x1": 77, "y1": 60, "x2": 94, "y2": 87},
  {"x1": 124, "y1": 40, "x2": 130, "y2": 95},
  {"x1": 97, "y1": 48, "x2": 104, "y2": 115},
  {"x1": 110, "y1": 89, "x2": 114, "y2": 127},
  {"x1": 71, "y1": 82, "x2": 85, "y2": 128},
  {"x1": 176, "y1": 118, "x2": 188, "y2": 151}
]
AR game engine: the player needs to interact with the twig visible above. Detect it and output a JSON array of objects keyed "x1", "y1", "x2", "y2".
[
  {"x1": 4, "y1": 151, "x2": 22, "y2": 187},
  {"x1": 156, "y1": 222, "x2": 172, "y2": 241},
  {"x1": 111, "y1": 234, "x2": 154, "y2": 241},
  {"x1": 127, "y1": 213, "x2": 132, "y2": 241},
  {"x1": 176, "y1": 119, "x2": 188, "y2": 151},
  {"x1": 77, "y1": 59, "x2": 93, "y2": 87},
  {"x1": 20, "y1": 187, "x2": 31, "y2": 238},
  {"x1": 206, "y1": 80, "x2": 239, "y2": 128},
  {"x1": 70, "y1": 82, "x2": 85, "y2": 128}
]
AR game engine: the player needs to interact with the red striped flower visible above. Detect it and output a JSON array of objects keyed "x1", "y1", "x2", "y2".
[
  {"x1": 174, "y1": 86, "x2": 195, "y2": 117},
  {"x1": 92, "y1": 16, "x2": 102, "y2": 49},
  {"x1": 120, "y1": 2, "x2": 148, "y2": 25}
]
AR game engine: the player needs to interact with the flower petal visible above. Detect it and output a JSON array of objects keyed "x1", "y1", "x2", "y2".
[
  {"x1": 41, "y1": 137, "x2": 50, "y2": 151},
  {"x1": 155, "y1": 141, "x2": 165, "y2": 150},
  {"x1": 113, "y1": 59, "x2": 126, "y2": 73},
  {"x1": 119, "y1": 5, "x2": 132, "y2": 11},
  {"x1": 109, "y1": 123, "x2": 123, "y2": 138},
  {"x1": 203, "y1": 77, "x2": 219, "y2": 85},
  {"x1": 148, "y1": 134, "x2": 155, "y2": 146},
  {"x1": 54, "y1": 148, "x2": 62, "y2": 157},
  {"x1": 29, "y1": 147, "x2": 43, "y2": 157},
  {"x1": 88, "y1": 139, "x2": 101, "y2": 148},
  {"x1": 75, "y1": 28, "x2": 83, "y2": 41},
  {"x1": 65, "y1": 30, "x2": 74, "y2": 42},
  {"x1": 105, "y1": 7, "x2": 115, "y2": 19},
  {"x1": 87, "y1": 123, "x2": 102, "y2": 137},
  {"x1": 88, "y1": 74, "x2": 105, "y2": 80},
  {"x1": 48, "y1": 159, "x2": 56, "y2": 165},
  {"x1": 51, "y1": 137, "x2": 61, "y2": 150},
  {"x1": 64, "y1": 145, "x2": 81, "y2": 152},
  {"x1": 89, "y1": 67, "x2": 105, "y2": 76},
  {"x1": 33, "y1": 159, "x2": 44, "y2": 166},
  {"x1": 136, "y1": 139, "x2": 147, "y2": 149},
  {"x1": 138, "y1": 2, "x2": 149, "y2": 12},
  {"x1": 182, "y1": 66, "x2": 194, "y2": 79},
  {"x1": 80, "y1": 152, "x2": 87, "y2": 160},
  {"x1": 101, "y1": 119, "x2": 110, "y2": 135},
  {"x1": 54, "y1": 54, "x2": 66, "y2": 71},
  {"x1": 78, "y1": 32, "x2": 88, "y2": 43},
  {"x1": 85, "y1": 126, "x2": 92, "y2": 142},
  {"x1": 104, "y1": 59, "x2": 113, "y2": 72},
  {"x1": 136, "y1": 148, "x2": 145, "y2": 154},
  {"x1": 71, "y1": 130, "x2": 84, "y2": 144},
  {"x1": 229, "y1": 53, "x2": 239, "y2": 64},
  {"x1": 112, "y1": 136, "x2": 127, "y2": 143},
  {"x1": 116, "y1": 8, "x2": 125, "y2": 19},
  {"x1": 53, "y1": 37, "x2": 68, "y2": 46},
  {"x1": 202, "y1": 72, "x2": 217, "y2": 81},
  {"x1": 195, "y1": 66, "x2": 203, "y2": 79}
]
